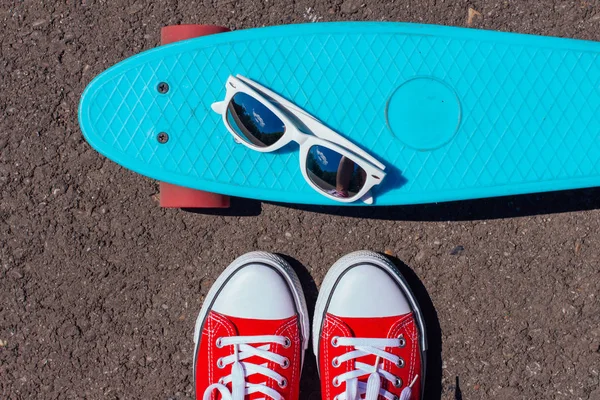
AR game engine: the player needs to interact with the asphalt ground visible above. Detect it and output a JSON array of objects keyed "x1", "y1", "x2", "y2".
[{"x1": 1, "y1": 1, "x2": 599, "y2": 399}]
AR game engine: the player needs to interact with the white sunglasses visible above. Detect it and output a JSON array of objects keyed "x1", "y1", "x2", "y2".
[{"x1": 211, "y1": 75, "x2": 386, "y2": 204}]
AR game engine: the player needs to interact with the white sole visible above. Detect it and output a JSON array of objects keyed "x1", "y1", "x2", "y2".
[
  {"x1": 312, "y1": 250, "x2": 428, "y2": 378},
  {"x1": 193, "y1": 251, "x2": 310, "y2": 373}
]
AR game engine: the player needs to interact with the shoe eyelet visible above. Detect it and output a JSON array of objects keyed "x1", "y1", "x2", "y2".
[
  {"x1": 331, "y1": 336, "x2": 340, "y2": 347},
  {"x1": 216, "y1": 338, "x2": 223, "y2": 348},
  {"x1": 392, "y1": 396, "x2": 399, "y2": 400},
  {"x1": 217, "y1": 358, "x2": 225, "y2": 369},
  {"x1": 218, "y1": 377, "x2": 225, "y2": 384},
  {"x1": 398, "y1": 336, "x2": 406, "y2": 348},
  {"x1": 396, "y1": 357, "x2": 405, "y2": 368},
  {"x1": 281, "y1": 358, "x2": 290, "y2": 369},
  {"x1": 332, "y1": 357, "x2": 340, "y2": 367},
  {"x1": 283, "y1": 337, "x2": 291, "y2": 348},
  {"x1": 278, "y1": 378, "x2": 288, "y2": 388},
  {"x1": 332, "y1": 377, "x2": 341, "y2": 387},
  {"x1": 394, "y1": 377, "x2": 403, "y2": 387}
]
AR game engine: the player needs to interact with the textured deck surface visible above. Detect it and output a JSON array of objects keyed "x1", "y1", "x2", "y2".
[{"x1": 80, "y1": 23, "x2": 600, "y2": 205}]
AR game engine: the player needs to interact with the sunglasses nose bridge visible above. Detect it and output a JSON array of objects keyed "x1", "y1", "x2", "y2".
[{"x1": 294, "y1": 131, "x2": 311, "y2": 146}]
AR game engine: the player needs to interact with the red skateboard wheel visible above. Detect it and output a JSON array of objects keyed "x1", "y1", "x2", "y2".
[
  {"x1": 159, "y1": 182, "x2": 230, "y2": 208},
  {"x1": 161, "y1": 24, "x2": 230, "y2": 45},
  {"x1": 159, "y1": 24, "x2": 231, "y2": 209}
]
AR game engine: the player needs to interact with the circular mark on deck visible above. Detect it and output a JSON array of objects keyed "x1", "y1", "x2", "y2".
[{"x1": 386, "y1": 77, "x2": 461, "y2": 151}]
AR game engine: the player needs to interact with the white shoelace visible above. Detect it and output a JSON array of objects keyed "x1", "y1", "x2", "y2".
[
  {"x1": 203, "y1": 335, "x2": 290, "y2": 400},
  {"x1": 332, "y1": 337, "x2": 418, "y2": 400}
]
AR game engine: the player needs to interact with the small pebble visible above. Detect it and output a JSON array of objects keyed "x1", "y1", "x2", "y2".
[
  {"x1": 32, "y1": 19, "x2": 47, "y2": 28},
  {"x1": 128, "y1": 3, "x2": 144, "y2": 14},
  {"x1": 341, "y1": 0, "x2": 362, "y2": 14},
  {"x1": 450, "y1": 245, "x2": 464, "y2": 255},
  {"x1": 8, "y1": 269, "x2": 23, "y2": 279},
  {"x1": 467, "y1": 7, "x2": 482, "y2": 26},
  {"x1": 52, "y1": 182, "x2": 68, "y2": 196},
  {"x1": 63, "y1": 325, "x2": 81, "y2": 338},
  {"x1": 415, "y1": 250, "x2": 426, "y2": 262}
]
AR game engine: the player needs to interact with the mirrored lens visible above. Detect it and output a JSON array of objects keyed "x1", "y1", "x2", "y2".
[
  {"x1": 306, "y1": 145, "x2": 367, "y2": 199},
  {"x1": 226, "y1": 92, "x2": 286, "y2": 147}
]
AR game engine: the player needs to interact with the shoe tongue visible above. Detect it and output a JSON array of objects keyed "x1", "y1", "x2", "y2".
[
  {"x1": 224, "y1": 313, "x2": 297, "y2": 336},
  {"x1": 335, "y1": 314, "x2": 412, "y2": 338}
]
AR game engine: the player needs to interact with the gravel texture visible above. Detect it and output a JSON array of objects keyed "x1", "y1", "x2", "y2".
[{"x1": 1, "y1": 1, "x2": 599, "y2": 399}]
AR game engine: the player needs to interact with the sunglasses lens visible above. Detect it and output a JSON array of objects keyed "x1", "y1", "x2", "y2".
[
  {"x1": 306, "y1": 145, "x2": 367, "y2": 199},
  {"x1": 226, "y1": 92, "x2": 286, "y2": 147}
]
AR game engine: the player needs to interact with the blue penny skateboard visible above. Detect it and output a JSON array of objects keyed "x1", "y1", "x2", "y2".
[{"x1": 79, "y1": 22, "x2": 600, "y2": 207}]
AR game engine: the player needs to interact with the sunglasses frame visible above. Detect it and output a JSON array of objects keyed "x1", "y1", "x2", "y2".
[{"x1": 211, "y1": 75, "x2": 387, "y2": 204}]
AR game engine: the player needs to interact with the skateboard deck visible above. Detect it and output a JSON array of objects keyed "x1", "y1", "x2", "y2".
[{"x1": 79, "y1": 22, "x2": 600, "y2": 206}]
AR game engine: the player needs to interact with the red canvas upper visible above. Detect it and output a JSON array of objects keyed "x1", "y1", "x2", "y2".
[
  {"x1": 318, "y1": 312, "x2": 422, "y2": 400},
  {"x1": 196, "y1": 311, "x2": 302, "y2": 400}
]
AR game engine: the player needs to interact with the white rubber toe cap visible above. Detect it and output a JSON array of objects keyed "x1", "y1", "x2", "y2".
[
  {"x1": 212, "y1": 263, "x2": 296, "y2": 319},
  {"x1": 328, "y1": 264, "x2": 411, "y2": 317}
]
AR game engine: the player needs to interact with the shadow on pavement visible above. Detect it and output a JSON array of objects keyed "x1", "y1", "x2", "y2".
[
  {"x1": 279, "y1": 186, "x2": 600, "y2": 221},
  {"x1": 454, "y1": 376, "x2": 463, "y2": 400},
  {"x1": 183, "y1": 187, "x2": 600, "y2": 220},
  {"x1": 277, "y1": 254, "x2": 322, "y2": 400},
  {"x1": 183, "y1": 196, "x2": 262, "y2": 216},
  {"x1": 387, "y1": 254, "x2": 443, "y2": 400}
]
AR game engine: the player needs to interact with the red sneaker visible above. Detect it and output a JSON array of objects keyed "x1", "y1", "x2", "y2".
[
  {"x1": 313, "y1": 251, "x2": 427, "y2": 400},
  {"x1": 194, "y1": 252, "x2": 309, "y2": 400}
]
